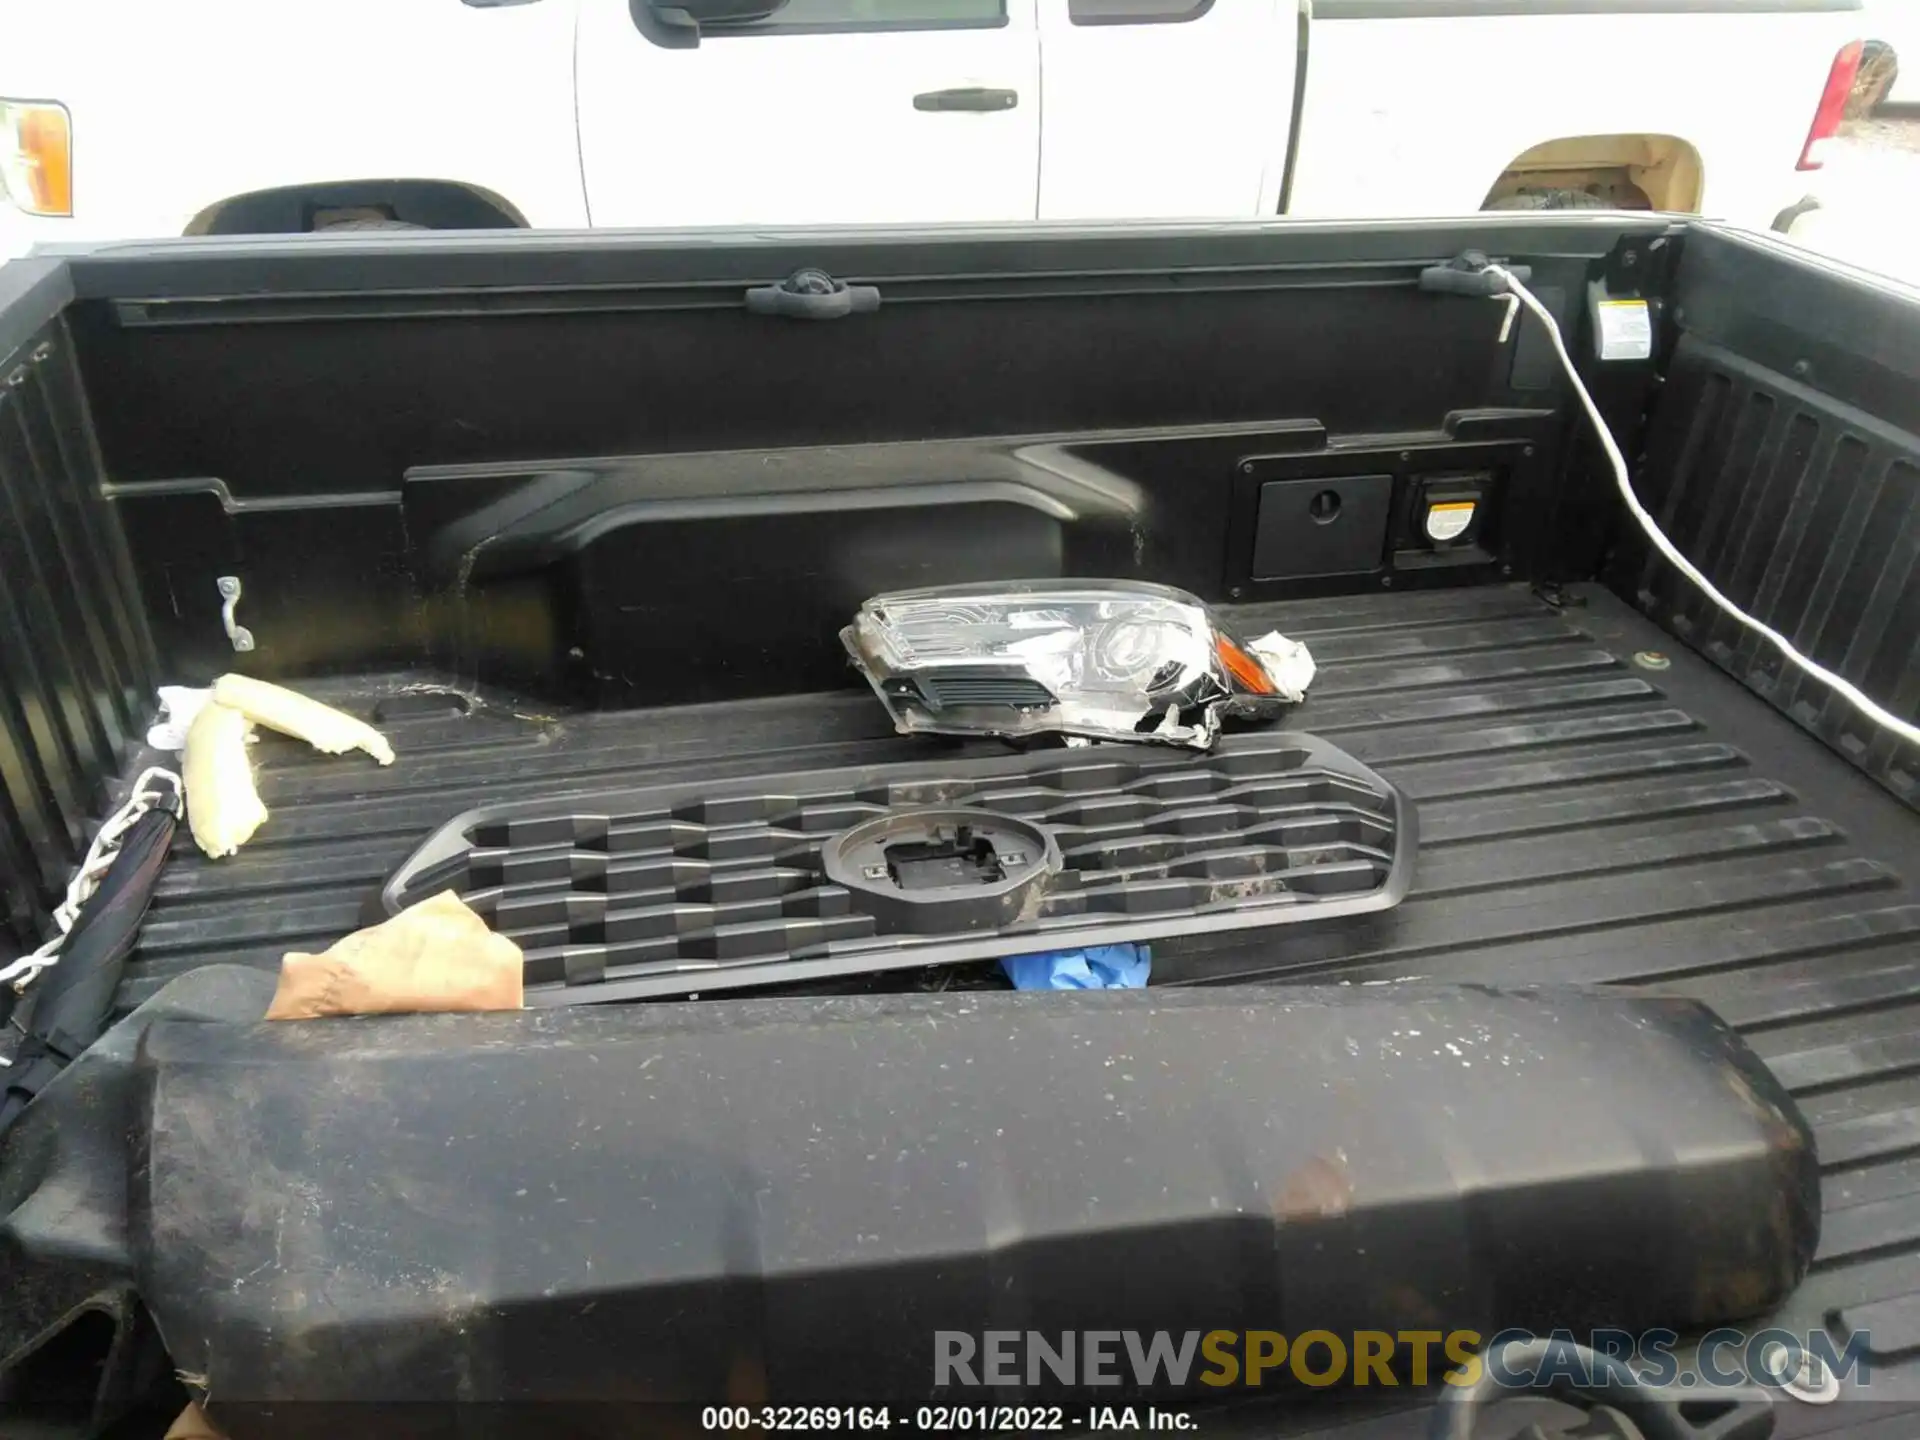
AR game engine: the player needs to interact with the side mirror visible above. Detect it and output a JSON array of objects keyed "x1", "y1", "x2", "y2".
[{"x1": 633, "y1": 0, "x2": 788, "y2": 47}]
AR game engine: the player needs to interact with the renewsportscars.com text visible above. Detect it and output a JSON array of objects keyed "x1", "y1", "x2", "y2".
[{"x1": 934, "y1": 1327, "x2": 1871, "y2": 1391}]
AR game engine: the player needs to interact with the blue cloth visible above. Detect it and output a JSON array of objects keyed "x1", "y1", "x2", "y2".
[{"x1": 1000, "y1": 943, "x2": 1151, "y2": 991}]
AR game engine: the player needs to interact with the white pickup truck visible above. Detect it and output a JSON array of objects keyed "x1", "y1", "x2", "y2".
[
  {"x1": 1867, "y1": 0, "x2": 1919, "y2": 104},
  {"x1": 0, "y1": 0, "x2": 1870, "y2": 255}
]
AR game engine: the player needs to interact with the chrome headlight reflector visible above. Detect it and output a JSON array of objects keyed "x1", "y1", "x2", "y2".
[{"x1": 841, "y1": 580, "x2": 1288, "y2": 750}]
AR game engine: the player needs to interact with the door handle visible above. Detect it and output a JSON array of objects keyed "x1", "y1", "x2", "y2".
[{"x1": 913, "y1": 87, "x2": 1019, "y2": 113}]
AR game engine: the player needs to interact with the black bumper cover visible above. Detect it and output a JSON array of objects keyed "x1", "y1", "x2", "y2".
[{"x1": 126, "y1": 984, "x2": 1818, "y2": 1425}]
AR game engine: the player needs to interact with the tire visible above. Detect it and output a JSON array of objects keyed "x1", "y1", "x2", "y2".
[
  {"x1": 1484, "y1": 188, "x2": 1614, "y2": 212},
  {"x1": 1852, "y1": 43, "x2": 1897, "y2": 118},
  {"x1": 311, "y1": 217, "x2": 428, "y2": 232}
]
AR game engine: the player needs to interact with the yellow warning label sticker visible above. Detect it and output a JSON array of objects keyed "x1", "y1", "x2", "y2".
[{"x1": 1426, "y1": 501, "x2": 1476, "y2": 542}]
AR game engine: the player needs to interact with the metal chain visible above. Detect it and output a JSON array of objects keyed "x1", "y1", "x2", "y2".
[{"x1": 0, "y1": 767, "x2": 182, "y2": 997}]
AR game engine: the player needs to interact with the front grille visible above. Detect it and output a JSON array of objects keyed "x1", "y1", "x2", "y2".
[{"x1": 382, "y1": 732, "x2": 1414, "y2": 1004}]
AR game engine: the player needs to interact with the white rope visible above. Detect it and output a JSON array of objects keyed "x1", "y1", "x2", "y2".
[
  {"x1": 1484, "y1": 263, "x2": 1920, "y2": 752},
  {"x1": 0, "y1": 767, "x2": 182, "y2": 996}
]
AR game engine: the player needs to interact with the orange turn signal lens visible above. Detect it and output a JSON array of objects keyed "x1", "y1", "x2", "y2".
[
  {"x1": 1, "y1": 102, "x2": 73, "y2": 217},
  {"x1": 1215, "y1": 633, "x2": 1277, "y2": 696}
]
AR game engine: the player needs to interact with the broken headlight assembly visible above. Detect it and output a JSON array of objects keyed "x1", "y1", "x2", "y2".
[{"x1": 840, "y1": 581, "x2": 1290, "y2": 750}]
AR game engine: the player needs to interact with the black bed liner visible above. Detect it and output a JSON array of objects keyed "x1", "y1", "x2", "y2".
[{"x1": 117, "y1": 580, "x2": 1920, "y2": 1399}]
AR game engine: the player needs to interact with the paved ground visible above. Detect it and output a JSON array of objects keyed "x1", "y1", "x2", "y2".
[{"x1": 1785, "y1": 112, "x2": 1920, "y2": 287}]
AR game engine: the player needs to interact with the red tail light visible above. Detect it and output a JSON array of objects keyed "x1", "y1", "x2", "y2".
[{"x1": 1799, "y1": 41, "x2": 1864, "y2": 170}]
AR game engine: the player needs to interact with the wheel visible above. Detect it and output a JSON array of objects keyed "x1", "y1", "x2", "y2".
[
  {"x1": 1485, "y1": 188, "x2": 1615, "y2": 212},
  {"x1": 1851, "y1": 42, "x2": 1897, "y2": 117}
]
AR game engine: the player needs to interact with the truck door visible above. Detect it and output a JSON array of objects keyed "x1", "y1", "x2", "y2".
[
  {"x1": 575, "y1": 0, "x2": 1041, "y2": 228},
  {"x1": 1036, "y1": 0, "x2": 1296, "y2": 221}
]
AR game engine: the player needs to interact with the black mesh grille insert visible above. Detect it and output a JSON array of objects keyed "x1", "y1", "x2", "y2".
[
  {"x1": 381, "y1": 732, "x2": 1414, "y2": 1004},
  {"x1": 916, "y1": 672, "x2": 1057, "y2": 711}
]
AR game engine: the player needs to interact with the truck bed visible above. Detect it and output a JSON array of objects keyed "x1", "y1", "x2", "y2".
[{"x1": 115, "y1": 580, "x2": 1920, "y2": 1393}]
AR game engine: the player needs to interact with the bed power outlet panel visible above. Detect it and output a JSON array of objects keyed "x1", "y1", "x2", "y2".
[{"x1": 1250, "y1": 474, "x2": 1393, "y2": 580}]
